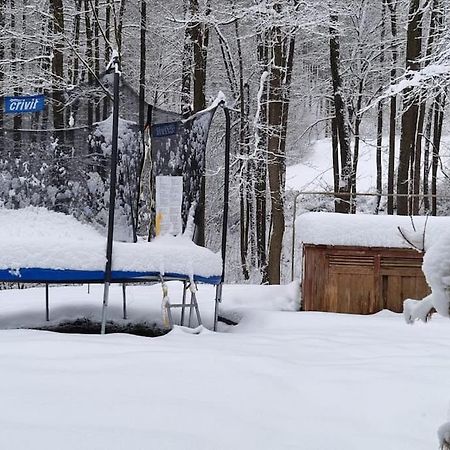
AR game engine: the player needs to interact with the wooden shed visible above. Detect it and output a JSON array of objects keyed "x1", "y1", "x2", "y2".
[{"x1": 297, "y1": 213, "x2": 449, "y2": 315}]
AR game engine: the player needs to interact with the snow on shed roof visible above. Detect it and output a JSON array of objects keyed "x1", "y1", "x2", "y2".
[{"x1": 296, "y1": 212, "x2": 450, "y2": 250}]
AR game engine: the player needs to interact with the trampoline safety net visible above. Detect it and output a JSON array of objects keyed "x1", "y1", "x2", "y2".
[{"x1": 0, "y1": 97, "x2": 220, "y2": 242}]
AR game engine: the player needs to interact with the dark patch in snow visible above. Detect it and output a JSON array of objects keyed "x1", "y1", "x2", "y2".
[{"x1": 36, "y1": 318, "x2": 168, "y2": 337}]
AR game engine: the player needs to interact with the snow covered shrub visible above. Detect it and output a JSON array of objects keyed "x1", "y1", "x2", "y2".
[
  {"x1": 404, "y1": 227, "x2": 450, "y2": 322},
  {"x1": 439, "y1": 423, "x2": 450, "y2": 450}
]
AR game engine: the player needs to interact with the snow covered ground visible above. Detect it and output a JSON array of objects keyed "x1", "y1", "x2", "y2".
[
  {"x1": 0, "y1": 283, "x2": 449, "y2": 450},
  {"x1": 286, "y1": 138, "x2": 389, "y2": 193},
  {"x1": 286, "y1": 136, "x2": 450, "y2": 194}
]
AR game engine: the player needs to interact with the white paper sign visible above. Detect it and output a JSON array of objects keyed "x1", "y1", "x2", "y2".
[{"x1": 155, "y1": 176, "x2": 183, "y2": 236}]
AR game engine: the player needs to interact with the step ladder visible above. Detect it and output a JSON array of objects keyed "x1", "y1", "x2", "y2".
[{"x1": 161, "y1": 278, "x2": 202, "y2": 328}]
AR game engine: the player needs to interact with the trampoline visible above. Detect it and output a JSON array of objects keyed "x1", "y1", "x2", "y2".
[
  {"x1": 0, "y1": 56, "x2": 231, "y2": 332},
  {"x1": 0, "y1": 207, "x2": 223, "y2": 329}
]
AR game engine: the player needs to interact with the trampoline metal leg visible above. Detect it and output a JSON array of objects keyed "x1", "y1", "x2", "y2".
[
  {"x1": 122, "y1": 284, "x2": 127, "y2": 320},
  {"x1": 214, "y1": 283, "x2": 222, "y2": 332},
  {"x1": 188, "y1": 291, "x2": 193, "y2": 328},
  {"x1": 192, "y1": 291, "x2": 202, "y2": 327},
  {"x1": 45, "y1": 283, "x2": 50, "y2": 322},
  {"x1": 180, "y1": 281, "x2": 187, "y2": 326},
  {"x1": 166, "y1": 301, "x2": 174, "y2": 329},
  {"x1": 101, "y1": 282, "x2": 110, "y2": 335}
]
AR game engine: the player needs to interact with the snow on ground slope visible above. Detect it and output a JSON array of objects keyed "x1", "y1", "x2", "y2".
[
  {"x1": 286, "y1": 136, "x2": 450, "y2": 193},
  {"x1": 286, "y1": 138, "x2": 388, "y2": 192},
  {"x1": 0, "y1": 284, "x2": 449, "y2": 449}
]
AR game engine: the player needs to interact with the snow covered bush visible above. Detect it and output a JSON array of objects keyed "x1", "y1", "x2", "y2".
[
  {"x1": 439, "y1": 423, "x2": 450, "y2": 450},
  {"x1": 404, "y1": 230, "x2": 450, "y2": 322}
]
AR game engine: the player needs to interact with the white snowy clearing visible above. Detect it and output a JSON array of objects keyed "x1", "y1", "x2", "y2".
[
  {"x1": 286, "y1": 138, "x2": 388, "y2": 193},
  {"x1": 286, "y1": 136, "x2": 450, "y2": 193},
  {"x1": 0, "y1": 282, "x2": 449, "y2": 450}
]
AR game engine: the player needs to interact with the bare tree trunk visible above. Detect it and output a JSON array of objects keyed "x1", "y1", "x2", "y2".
[
  {"x1": 375, "y1": 0, "x2": 386, "y2": 214},
  {"x1": 412, "y1": 0, "x2": 440, "y2": 214},
  {"x1": 412, "y1": 98, "x2": 425, "y2": 214},
  {"x1": 40, "y1": 16, "x2": 52, "y2": 132},
  {"x1": 190, "y1": 0, "x2": 210, "y2": 246},
  {"x1": 94, "y1": 0, "x2": 101, "y2": 122},
  {"x1": 103, "y1": 0, "x2": 111, "y2": 119},
  {"x1": 139, "y1": 0, "x2": 146, "y2": 131},
  {"x1": 0, "y1": 0, "x2": 4, "y2": 144},
  {"x1": 191, "y1": 0, "x2": 208, "y2": 114},
  {"x1": 10, "y1": 0, "x2": 22, "y2": 159},
  {"x1": 397, "y1": 0, "x2": 422, "y2": 215},
  {"x1": 115, "y1": 0, "x2": 127, "y2": 56},
  {"x1": 431, "y1": 94, "x2": 446, "y2": 215},
  {"x1": 331, "y1": 113, "x2": 340, "y2": 211},
  {"x1": 255, "y1": 31, "x2": 268, "y2": 278},
  {"x1": 329, "y1": 13, "x2": 351, "y2": 214},
  {"x1": 350, "y1": 78, "x2": 364, "y2": 214},
  {"x1": 69, "y1": 0, "x2": 81, "y2": 125},
  {"x1": 84, "y1": 0, "x2": 94, "y2": 127},
  {"x1": 376, "y1": 99, "x2": 383, "y2": 214},
  {"x1": 49, "y1": 0, "x2": 65, "y2": 131},
  {"x1": 387, "y1": 0, "x2": 398, "y2": 215},
  {"x1": 423, "y1": 104, "x2": 434, "y2": 212},
  {"x1": 181, "y1": 0, "x2": 192, "y2": 118},
  {"x1": 236, "y1": 17, "x2": 250, "y2": 280},
  {"x1": 266, "y1": 19, "x2": 285, "y2": 284}
]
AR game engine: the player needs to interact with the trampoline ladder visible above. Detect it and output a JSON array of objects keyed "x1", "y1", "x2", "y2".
[{"x1": 161, "y1": 279, "x2": 202, "y2": 328}]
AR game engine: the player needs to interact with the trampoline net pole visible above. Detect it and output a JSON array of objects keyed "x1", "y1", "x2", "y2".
[
  {"x1": 102, "y1": 53, "x2": 120, "y2": 334},
  {"x1": 101, "y1": 282, "x2": 110, "y2": 334},
  {"x1": 45, "y1": 283, "x2": 50, "y2": 322}
]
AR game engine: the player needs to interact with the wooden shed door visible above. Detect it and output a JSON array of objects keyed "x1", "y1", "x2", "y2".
[
  {"x1": 326, "y1": 253, "x2": 380, "y2": 314},
  {"x1": 380, "y1": 255, "x2": 431, "y2": 312}
]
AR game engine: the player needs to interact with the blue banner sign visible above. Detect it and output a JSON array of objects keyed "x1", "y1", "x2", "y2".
[
  {"x1": 4, "y1": 94, "x2": 45, "y2": 114},
  {"x1": 152, "y1": 121, "x2": 179, "y2": 138}
]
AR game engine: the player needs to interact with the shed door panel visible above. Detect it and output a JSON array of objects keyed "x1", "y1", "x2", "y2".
[
  {"x1": 327, "y1": 253, "x2": 380, "y2": 314},
  {"x1": 383, "y1": 273, "x2": 431, "y2": 312},
  {"x1": 327, "y1": 271, "x2": 378, "y2": 314}
]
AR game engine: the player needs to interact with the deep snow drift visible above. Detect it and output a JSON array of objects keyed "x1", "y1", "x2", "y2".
[{"x1": 0, "y1": 283, "x2": 448, "y2": 450}]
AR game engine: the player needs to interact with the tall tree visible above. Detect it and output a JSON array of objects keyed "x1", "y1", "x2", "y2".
[
  {"x1": 139, "y1": 0, "x2": 146, "y2": 131},
  {"x1": 0, "y1": 0, "x2": 4, "y2": 141},
  {"x1": 387, "y1": 0, "x2": 398, "y2": 214},
  {"x1": 329, "y1": 12, "x2": 352, "y2": 214},
  {"x1": 266, "y1": 1, "x2": 296, "y2": 284},
  {"x1": 396, "y1": 0, "x2": 423, "y2": 215},
  {"x1": 255, "y1": 30, "x2": 269, "y2": 279},
  {"x1": 49, "y1": 0, "x2": 65, "y2": 130},
  {"x1": 190, "y1": 0, "x2": 210, "y2": 247}
]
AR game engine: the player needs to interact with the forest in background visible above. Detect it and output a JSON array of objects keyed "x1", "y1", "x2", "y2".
[{"x1": 0, "y1": 0, "x2": 449, "y2": 284}]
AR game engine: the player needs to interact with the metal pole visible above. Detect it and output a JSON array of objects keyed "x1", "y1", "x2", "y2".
[
  {"x1": 213, "y1": 283, "x2": 222, "y2": 331},
  {"x1": 291, "y1": 191, "x2": 301, "y2": 282},
  {"x1": 122, "y1": 284, "x2": 127, "y2": 320},
  {"x1": 180, "y1": 280, "x2": 187, "y2": 326},
  {"x1": 101, "y1": 52, "x2": 121, "y2": 335},
  {"x1": 45, "y1": 283, "x2": 49, "y2": 322},
  {"x1": 101, "y1": 282, "x2": 110, "y2": 334},
  {"x1": 221, "y1": 106, "x2": 231, "y2": 282},
  {"x1": 192, "y1": 291, "x2": 202, "y2": 326}
]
